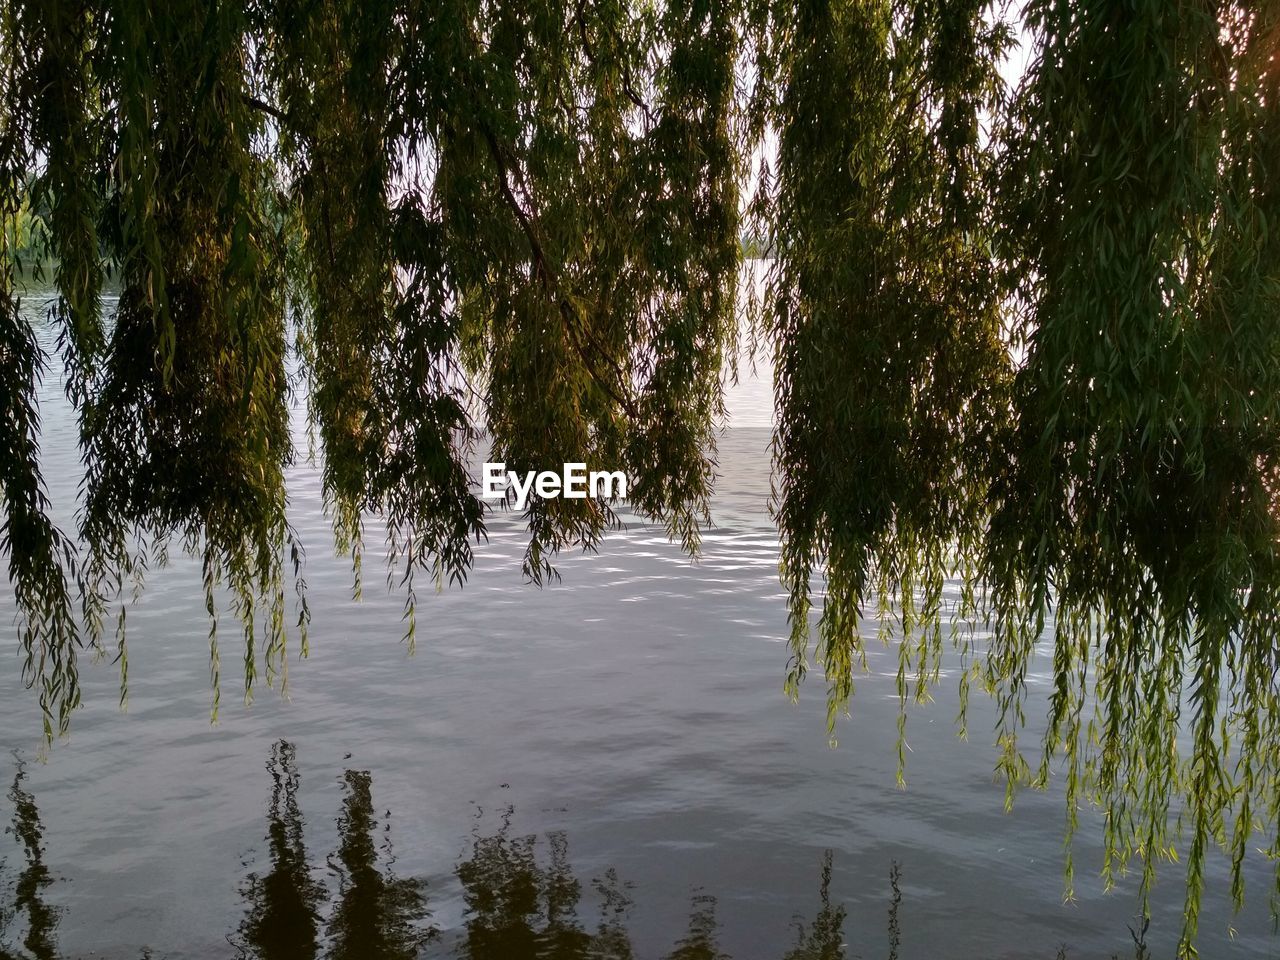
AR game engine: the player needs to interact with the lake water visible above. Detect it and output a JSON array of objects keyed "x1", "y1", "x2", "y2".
[{"x1": 0, "y1": 295, "x2": 1275, "y2": 959}]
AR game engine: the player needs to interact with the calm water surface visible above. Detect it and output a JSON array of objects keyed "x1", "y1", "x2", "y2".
[{"x1": 0, "y1": 295, "x2": 1276, "y2": 959}]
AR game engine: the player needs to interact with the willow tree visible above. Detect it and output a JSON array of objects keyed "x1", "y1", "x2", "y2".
[{"x1": 2, "y1": 0, "x2": 1279, "y2": 952}]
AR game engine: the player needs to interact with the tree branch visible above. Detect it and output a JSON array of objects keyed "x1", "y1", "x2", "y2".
[{"x1": 242, "y1": 94, "x2": 290, "y2": 125}]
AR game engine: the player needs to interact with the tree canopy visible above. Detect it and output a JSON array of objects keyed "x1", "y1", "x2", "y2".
[{"x1": 2, "y1": 0, "x2": 1279, "y2": 952}]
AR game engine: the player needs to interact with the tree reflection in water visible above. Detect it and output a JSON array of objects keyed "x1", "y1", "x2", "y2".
[
  {"x1": 782, "y1": 852, "x2": 846, "y2": 960},
  {"x1": 455, "y1": 812, "x2": 595, "y2": 959},
  {"x1": 664, "y1": 894, "x2": 728, "y2": 960},
  {"x1": 324, "y1": 770, "x2": 432, "y2": 960},
  {"x1": 0, "y1": 742, "x2": 1012, "y2": 960},
  {"x1": 236, "y1": 741, "x2": 325, "y2": 959},
  {"x1": 234, "y1": 743, "x2": 433, "y2": 960},
  {"x1": 0, "y1": 761, "x2": 60, "y2": 960}
]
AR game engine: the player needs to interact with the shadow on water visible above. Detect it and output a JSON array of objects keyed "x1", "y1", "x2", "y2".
[{"x1": 0, "y1": 742, "x2": 1151, "y2": 960}]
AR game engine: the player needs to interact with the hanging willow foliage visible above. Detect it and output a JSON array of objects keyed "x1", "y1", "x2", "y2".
[
  {"x1": 2, "y1": 0, "x2": 1279, "y2": 950},
  {"x1": 987, "y1": 1, "x2": 1280, "y2": 948},
  {"x1": 752, "y1": 0, "x2": 1011, "y2": 733}
]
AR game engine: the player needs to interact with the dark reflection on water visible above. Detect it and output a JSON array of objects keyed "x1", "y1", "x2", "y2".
[
  {"x1": 233, "y1": 743, "x2": 432, "y2": 960},
  {"x1": 456, "y1": 813, "x2": 595, "y2": 959},
  {"x1": 0, "y1": 744, "x2": 1156, "y2": 960},
  {"x1": 234, "y1": 741, "x2": 325, "y2": 959},
  {"x1": 324, "y1": 769, "x2": 432, "y2": 959},
  {"x1": 0, "y1": 761, "x2": 60, "y2": 960},
  {"x1": 663, "y1": 894, "x2": 725, "y2": 960},
  {"x1": 782, "y1": 853, "x2": 848, "y2": 960}
]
